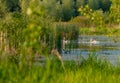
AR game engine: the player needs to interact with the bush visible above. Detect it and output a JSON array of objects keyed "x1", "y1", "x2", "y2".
[
  {"x1": 78, "y1": 5, "x2": 105, "y2": 27},
  {"x1": 70, "y1": 16, "x2": 90, "y2": 27}
]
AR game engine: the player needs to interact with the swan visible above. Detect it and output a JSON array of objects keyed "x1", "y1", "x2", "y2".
[{"x1": 89, "y1": 38, "x2": 100, "y2": 44}]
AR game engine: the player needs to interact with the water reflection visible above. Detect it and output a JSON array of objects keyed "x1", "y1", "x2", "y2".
[{"x1": 62, "y1": 35, "x2": 120, "y2": 65}]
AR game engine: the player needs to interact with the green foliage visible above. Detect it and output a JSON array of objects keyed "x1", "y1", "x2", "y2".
[
  {"x1": 70, "y1": 16, "x2": 90, "y2": 27},
  {"x1": 39, "y1": 0, "x2": 77, "y2": 21},
  {"x1": 22, "y1": 0, "x2": 55, "y2": 55},
  {"x1": 0, "y1": 1, "x2": 120, "y2": 83},
  {"x1": 77, "y1": 0, "x2": 88, "y2": 6},
  {"x1": 61, "y1": 0, "x2": 76, "y2": 21},
  {"x1": 3, "y1": 0, "x2": 21, "y2": 12},
  {"x1": 77, "y1": 0, "x2": 111, "y2": 12},
  {"x1": 40, "y1": 0, "x2": 61, "y2": 20},
  {"x1": 87, "y1": 0, "x2": 111, "y2": 12},
  {"x1": 1, "y1": 53, "x2": 120, "y2": 83},
  {"x1": 100, "y1": 0, "x2": 112, "y2": 12},
  {"x1": 55, "y1": 23, "x2": 79, "y2": 52},
  {"x1": 109, "y1": 0, "x2": 120, "y2": 24},
  {"x1": 79, "y1": 27, "x2": 120, "y2": 36},
  {"x1": 78, "y1": 5, "x2": 105, "y2": 27},
  {"x1": 88, "y1": 0, "x2": 100, "y2": 10},
  {"x1": 0, "y1": 0, "x2": 7, "y2": 18},
  {"x1": 20, "y1": 0, "x2": 31, "y2": 14},
  {"x1": 0, "y1": 12, "x2": 27, "y2": 49}
]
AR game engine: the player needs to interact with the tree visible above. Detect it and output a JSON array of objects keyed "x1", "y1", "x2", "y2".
[
  {"x1": 77, "y1": 0, "x2": 88, "y2": 6},
  {"x1": 109, "y1": 0, "x2": 120, "y2": 24},
  {"x1": 4, "y1": 0, "x2": 21, "y2": 12},
  {"x1": 61, "y1": 0, "x2": 75, "y2": 21},
  {"x1": 78, "y1": 5, "x2": 105, "y2": 27},
  {"x1": 20, "y1": 0, "x2": 30, "y2": 13},
  {"x1": 100, "y1": 0, "x2": 111, "y2": 12},
  {"x1": 88, "y1": 0, "x2": 100, "y2": 10},
  {"x1": 39, "y1": 0, "x2": 77, "y2": 21}
]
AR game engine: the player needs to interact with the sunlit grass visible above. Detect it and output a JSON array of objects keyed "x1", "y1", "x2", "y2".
[{"x1": 0, "y1": 54, "x2": 120, "y2": 83}]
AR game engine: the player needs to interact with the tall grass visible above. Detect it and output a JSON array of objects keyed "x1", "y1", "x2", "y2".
[
  {"x1": 55, "y1": 23, "x2": 79, "y2": 52},
  {"x1": 0, "y1": 53, "x2": 120, "y2": 83}
]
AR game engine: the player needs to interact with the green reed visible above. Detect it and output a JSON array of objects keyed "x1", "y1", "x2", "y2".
[{"x1": 0, "y1": 53, "x2": 120, "y2": 83}]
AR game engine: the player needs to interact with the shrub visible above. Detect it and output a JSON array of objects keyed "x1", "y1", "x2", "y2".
[
  {"x1": 78, "y1": 5, "x2": 105, "y2": 27},
  {"x1": 70, "y1": 16, "x2": 90, "y2": 27}
]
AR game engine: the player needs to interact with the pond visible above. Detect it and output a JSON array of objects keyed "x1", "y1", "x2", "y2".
[{"x1": 62, "y1": 35, "x2": 120, "y2": 65}]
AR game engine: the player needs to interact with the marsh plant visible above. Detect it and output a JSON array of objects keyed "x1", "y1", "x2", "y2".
[
  {"x1": 55, "y1": 23, "x2": 79, "y2": 53},
  {"x1": 1, "y1": 52, "x2": 120, "y2": 83}
]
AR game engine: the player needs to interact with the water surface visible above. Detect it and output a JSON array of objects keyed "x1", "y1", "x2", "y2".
[{"x1": 62, "y1": 35, "x2": 120, "y2": 65}]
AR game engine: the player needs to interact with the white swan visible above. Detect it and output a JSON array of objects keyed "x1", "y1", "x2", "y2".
[{"x1": 89, "y1": 38, "x2": 100, "y2": 44}]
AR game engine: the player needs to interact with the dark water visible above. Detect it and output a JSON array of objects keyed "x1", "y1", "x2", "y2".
[{"x1": 62, "y1": 35, "x2": 120, "y2": 65}]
